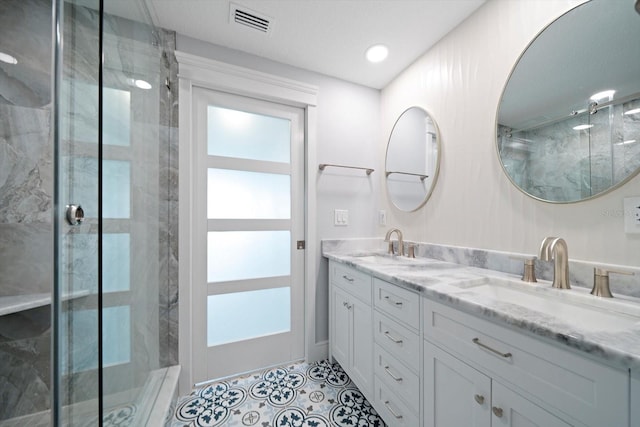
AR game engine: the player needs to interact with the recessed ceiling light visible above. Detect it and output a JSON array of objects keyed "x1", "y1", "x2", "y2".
[
  {"x1": 134, "y1": 79, "x2": 152, "y2": 90},
  {"x1": 366, "y1": 44, "x2": 388, "y2": 63},
  {"x1": 0, "y1": 52, "x2": 18, "y2": 65},
  {"x1": 573, "y1": 124, "x2": 594, "y2": 130},
  {"x1": 590, "y1": 90, "x2": 615, "y2": 101},
  {"x1": 624, "y1": 108, "x2": 640, "y2": 115}
]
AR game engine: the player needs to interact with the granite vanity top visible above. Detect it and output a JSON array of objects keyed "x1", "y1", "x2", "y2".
[{"x1": 324, "y1": 249, "x2": 640, "y2": 372}]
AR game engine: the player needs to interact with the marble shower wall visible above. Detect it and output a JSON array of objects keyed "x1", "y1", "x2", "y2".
[
  {"x1": 500, "y1": 99, "x2": 640, "y2": 202},
  {"x1": 0, "y1": 0, "x2": 54, "y2": 420},
  {"x1": 0, "y1": 0, "x2": 179, "y2": 420}
]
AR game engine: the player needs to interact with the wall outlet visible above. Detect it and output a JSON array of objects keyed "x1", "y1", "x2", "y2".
[
  {"x1": 378, "y1": 210, "x2": 387, "y2": 226},
  {"x1": 624, "y1": 197, "x2": 640, "y2": 234},
  {"x1": 334, "y1": 209, "x2": 349, "y2": 226}
]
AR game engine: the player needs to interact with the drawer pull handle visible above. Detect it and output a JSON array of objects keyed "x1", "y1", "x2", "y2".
[
  {"x1": 384, "y1": 331, "x2": 403, "y2": 344},
  {"x1": 474, "y1": 394, "x2": 485, "y2": 405},
  {"x1": 343, "y1": 301, "x2": 352, "y2": 309},
  {"x1": 384, "y1": 366, "x2": 403, "y2": 382},
  {"x1": 384, "y1": 401, "x2": 403, "y2": 419},
  {"x1": 384, "y1": 295, "x2": 403, "y2": 306},
  {"x1": 492, "y1": 406, "x2": 504, "y2": 418},
  {"x1": 342, "y1": 275, "x2": 354, "y2": 282},
  {"x1": 472, "y1": 338, "x2": 512, "y2": 359}
]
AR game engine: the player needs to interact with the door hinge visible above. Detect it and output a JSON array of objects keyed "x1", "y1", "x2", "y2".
[{"x1": 297, "y1": 240, "x2": 305, "y2": 250}]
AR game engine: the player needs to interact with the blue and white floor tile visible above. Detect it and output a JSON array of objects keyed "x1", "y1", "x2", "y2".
[{"x1": 171, "y1": 359, "x2": 387, "y2": 426}]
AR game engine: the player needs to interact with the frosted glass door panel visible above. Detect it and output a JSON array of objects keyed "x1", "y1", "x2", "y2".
[
  {"x1": 208, "y1": 169, "x2": 291, "y2": 219},
  {"x1": 103, "y1": 159, "x2": 130, "y2": 218},
  {"x1": 207, "y1": 105, "x2": 291, "y2": 163},
  {"x1": 60, "y1": 306, "x2": 131, "y2": 373},
  {"x1": 207, "y1": 287, "x2": 291, "y2": 346},
  {"x1": 103, "y1": 87, "x2": 131, "y2": 147},
  {"x1": 208, "y1": 230, "x2": 290, "y2": 283},
  {"x1": 103, "y1": 233, "x2": 130, "y2": 293},
  {"x1": 102, "y1": 306, "x2": 131, "y2": 367}
]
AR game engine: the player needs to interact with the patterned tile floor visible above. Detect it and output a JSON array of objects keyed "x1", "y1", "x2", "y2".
[{"x1": 171, "y1": 359, "x2": 387, "y2": 426}]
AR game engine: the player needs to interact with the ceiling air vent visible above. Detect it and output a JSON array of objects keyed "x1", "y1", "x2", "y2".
[{"x1": 229, "y1": 3, "x2": 273, "y2": 35}]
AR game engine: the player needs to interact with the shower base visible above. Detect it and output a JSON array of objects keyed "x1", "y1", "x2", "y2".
[{"x1": 0, "y1": 365, "x2": 180, "y2": 427}]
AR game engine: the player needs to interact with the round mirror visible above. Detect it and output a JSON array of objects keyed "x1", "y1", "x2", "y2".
[
  {"x1": 497, "y1": 0, "x2": 640, "y2": 203},
  {"x1": 386, "y1": 106, "x2": 441, "y2": 211}
]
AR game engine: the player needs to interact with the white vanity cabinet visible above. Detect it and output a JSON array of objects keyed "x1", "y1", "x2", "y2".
[
  {"x1": 423, "y1": 299, "x2": 629, "y2": 427},
  {"x1": 329, "y1": 261, "x2": 374, "y2": 399},
  {"x1": 632, "y1": 372, "x2": 640, "y2": 427},
  {"x1": 372, "y1": 278, "x2": 421, "y2": 426},
  {"x1": 424, "y1": 340, "x2": 572, "y2": 427}
]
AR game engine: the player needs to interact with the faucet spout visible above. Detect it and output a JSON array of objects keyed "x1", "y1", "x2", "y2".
[
  {"x1": 539, "y1": 237, "x2": 570, "y2": 289},
  {"x1": 384, "y1": 228, "x2": 404, "y2": 256}
]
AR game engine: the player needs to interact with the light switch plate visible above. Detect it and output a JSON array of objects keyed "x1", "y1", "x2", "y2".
[
  {"x1": 624, "y1": 197, "x2": 640, "y2": 234},
  {"x1": 334, "y1": 209, "x2": 349, "y2": 226}
]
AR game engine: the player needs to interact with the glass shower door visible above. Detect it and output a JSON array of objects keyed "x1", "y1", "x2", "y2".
[
  {"x1": 53, "y1": 0, "x2": 102, "y2": 425},
  {"x1": 54, "y1": 0, "x2": 174, "y2": 425}
]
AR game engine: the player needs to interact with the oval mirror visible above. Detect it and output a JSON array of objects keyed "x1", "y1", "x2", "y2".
[
  {"x1": 386, "y1": 107, "x2": 441, "y2": 211},
  {"x1": 497, "y1": 0, "x2": 640, "y2": 203}
]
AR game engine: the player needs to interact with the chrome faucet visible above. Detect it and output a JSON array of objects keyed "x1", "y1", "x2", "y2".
[
  {"x1": 385, "y1": 228, "x2": 404, "y2": 256},
  {"x1": 539, "y1": 237, "x2": 570, "y2": 289}
]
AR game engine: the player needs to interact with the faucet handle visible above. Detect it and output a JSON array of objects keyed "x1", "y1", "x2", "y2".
[
  {"x1": 510, "y1": 256, "x2": 537, "y2": 283},
  {"x1": 592, "y1": 268, "x2": 635, "y2": 298}
]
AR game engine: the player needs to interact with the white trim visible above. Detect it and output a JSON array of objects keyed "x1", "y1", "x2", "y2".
[
  {"x1": 176, "y1": 51, "x2": 318, "y2": 107},
  {"x1": 178, "y1": 52, "x2": 319, "y2": 394}
]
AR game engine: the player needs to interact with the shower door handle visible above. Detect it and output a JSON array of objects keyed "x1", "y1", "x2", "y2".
[{"x1": 66, "y1": 204, "x2": 85, "y2": 225}]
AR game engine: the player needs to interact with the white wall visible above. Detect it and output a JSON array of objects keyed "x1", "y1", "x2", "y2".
[
  {"x1": 177, "y1": 36, "x2": 382, "y2": 345},
  {"x1": 381, "y1": 0, "x2": 640, "y2": 267}
]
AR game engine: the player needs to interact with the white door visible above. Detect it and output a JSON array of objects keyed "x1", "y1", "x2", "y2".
[{"x1": 192, "y1": 88, "x2": 305, "y2": 382}]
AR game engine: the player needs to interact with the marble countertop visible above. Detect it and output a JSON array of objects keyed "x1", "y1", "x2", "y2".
[{"x1": 324, "y1": 248, "x2": 640, "y2": 372}]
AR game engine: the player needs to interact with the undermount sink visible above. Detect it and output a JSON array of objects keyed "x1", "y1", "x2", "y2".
[
  {"x1": 456, "y1": 277, "x2": 640, "y2": 332},
  {"x1": 350, "y1": 254, "x2": 423, "y2": 265}
]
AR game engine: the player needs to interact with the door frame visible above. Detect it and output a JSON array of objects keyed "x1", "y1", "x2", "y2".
[{"x1": 176, "y1": 51, "x2": 319, "y2": 394}]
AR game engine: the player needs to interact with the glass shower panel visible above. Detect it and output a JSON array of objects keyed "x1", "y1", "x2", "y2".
[
  {"x1": 54, "y1": 0, "x2": 101, "y2": 425},
  {"x1": 54, "y1": 0, "x2": 174, "y2": 425}
]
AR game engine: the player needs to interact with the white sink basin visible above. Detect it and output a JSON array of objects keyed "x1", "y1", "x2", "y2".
[
  {"x1": 350, "y1": 254, "x2": 423, "y2": 264},
  {"x1": 457, "y1": 277, "x2": 640, "y2": 332}
]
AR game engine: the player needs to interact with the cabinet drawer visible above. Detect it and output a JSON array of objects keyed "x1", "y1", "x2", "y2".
[
  {"x1": 331, "y1": 262, "x2": 371, "y2": 304},
  {"x1": 374, "y1": 344, "x2": 420, "y2": 414},
  {"x1": 424, "y1": 299, "x2": 628, "y2": 427},
  {"x1": 374, "y1": 311, "x2": 420, "y2": 370},
  {"x1": 374, "y1": 278, "x2": 419, "y2": 329},
  {"x1": 373, "y1": 376, "x2": 419, "y2": 427}
]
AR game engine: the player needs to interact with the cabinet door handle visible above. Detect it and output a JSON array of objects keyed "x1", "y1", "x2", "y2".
[
  {"x1": 474, "y1": 394, "x2": 485, "y2": 405},
  {"x1": 384, "y1": 331, "x2": 403, "y2": 344},
  {"x1": 384, "y1": 295, "x2": 403, "y2": 306},
  {"x1": 384, "y1": 366, "x2": 403, "y2": 382},
  {"x1": 384, "y1": 401, "x2": 403, "y2": 419},
  {"x1": 472, "y1": 338, "x2": 512, "y2": 359},
  {"x1": 342, "y1": 275, "x2": 354, "y2": 282},
  {"x1": 492, "y1": 406, "x2": 504, "y2": 418}
]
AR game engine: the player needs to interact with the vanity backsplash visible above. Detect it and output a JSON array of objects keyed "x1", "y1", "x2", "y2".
[{"x1": 322, "y1": 238, "x2": 640, "y2": 299}]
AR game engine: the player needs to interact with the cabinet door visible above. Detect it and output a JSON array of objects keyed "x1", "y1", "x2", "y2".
[
  {"x1": 491, "y1": 382, "x2": 573, "y2": 427},
  {"x1": 424, "y1": 340, "x2": 491, "y2": 427},
  {"x1": 331, "y1": 286, "x2": 350, "y2": 366},
  {"x1": 351, "y1": 298, "x2": 373, "y2": 397}
]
